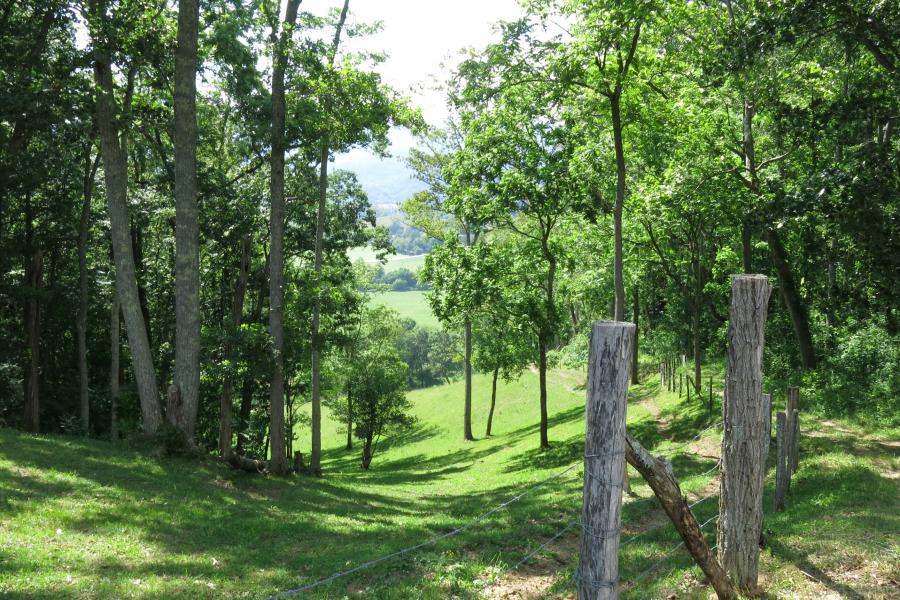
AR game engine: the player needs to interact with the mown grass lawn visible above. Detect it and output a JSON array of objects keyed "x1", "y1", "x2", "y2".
[{"x1": 1, "y1": 361, "x2": 897, "y2": 599}]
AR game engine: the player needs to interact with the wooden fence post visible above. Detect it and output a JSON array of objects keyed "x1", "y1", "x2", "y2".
[
  {"x1": 718, "y1": 275, "x2": 771, "y2": 593},
  {"x1": 578, "y1": 321, "x2": 635, "y2": 599},
  {"x1": 790, "y1": 409, "x2": 800, "y2": 474},
  {"x1": 774, "y1": 412, "x2": 787, "y2": 512}
]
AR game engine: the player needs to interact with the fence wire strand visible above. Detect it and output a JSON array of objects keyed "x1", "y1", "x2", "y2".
[
  {"x1": 266, "y1": 461, "x2": 583, "y2": 598},
  {"x1": 267, "y1": 416, "x2": 727, "y2": 598}
]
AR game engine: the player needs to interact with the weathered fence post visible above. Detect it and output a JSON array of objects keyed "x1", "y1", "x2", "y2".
[
  {"x1": 718, "y1": 275, "x2": 771, "y2": 594},
  {"x1": 784, "y1": 386, "x2": 798, "y2": 474},
  {"x1": 790, "y1": 409, "x2": 800, "y2": 474},
  {"x1": 774, "y1": 412, "x2": 787, "y2": 512},
  {"x1": 578, "y1": 321, "x2": 635, "y2": 599}
]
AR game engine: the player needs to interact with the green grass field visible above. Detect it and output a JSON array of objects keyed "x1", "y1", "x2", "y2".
[
  {"x1": 368, "y1": 290, "x2": 439, "y2": 329},
  {"x1": 348, "y1": 247, "x2": 427, "y2": 272},
  {"x1": 1, "y1": 363, "x2": 897, "y2": 599}
]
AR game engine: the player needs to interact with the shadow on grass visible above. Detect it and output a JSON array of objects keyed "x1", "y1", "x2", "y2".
[{"x1": 0, "y1": 427, "x2": 587, "y2": 599}]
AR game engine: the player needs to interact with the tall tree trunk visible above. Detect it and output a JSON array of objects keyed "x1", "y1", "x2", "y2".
[
  {"x1": 219, "y1": 235, "x2": 251, "y2": 456},
  {"x1": 538, "y1": 335, "x2": 549, "y2": 449},
  {"x1": 89, "y1": 6, "x2": 162, "y2": 434},
  {"x1": 766, "y1": 228, "x2": 816, "y2": 369},
  {"x1": 345, "y1": 380, "x2": 353, "y2": 450},
  {"x1": 463, "y1": 318, "x2": 474, "y2": 440},
  {"x1": 78, "y1": 150, "x2": 101, "y2": 435},
  {"x1": 110, "y1": 289, "x2": 120, "y2": 441},
  {"x1": 235, "y1": 257, "x2": 268, "y2": 455},
  {"x1": 362, "y1": 434, "x2": 373, "y2": 470},
  {"x1": 235, "y1": 376, "x2": 254, "y2": 455},
  {"x1": 486, "y1": 367, "x2": 498, "y2": 436},
  {"x1": 310, "y1": 0, "x2": 350, "y2": 475},
  {"x1": 631, "y1": 286, "x2": 640, "y2": 385},
  {"x1": 267, "y1": 0, "x2": 302, "y2": 475},
  {"x1": 173, "y1": 0, "x2": 201, "y2": 444},
  {"x1": 610, "y1": 89, "x2": 627, "y2": 321},
  {"x1": 692, "y1": 252, "x2": 703, "y2": 395},
  {"x1": 130, "y1": 224, "x2": 153, "y2": 349},
  {"x1": 22, "y1": 250, "x2": 43, "y2": 433},
  {"x1": 310, "y1": 140, "x2": 328, "y2": 475}
]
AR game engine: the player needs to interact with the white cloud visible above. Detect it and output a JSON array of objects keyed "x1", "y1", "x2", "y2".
[{"x1": 304, "y1": 0, "x2": 523, "y2": 127}]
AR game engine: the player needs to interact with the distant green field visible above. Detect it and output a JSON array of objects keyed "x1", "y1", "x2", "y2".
[
  {"x1": 348, "y1": 247, "x2": 427, "y2": 272},
  {"x1": 369, "y1": 290, "x2": 440, "y2": 329}
]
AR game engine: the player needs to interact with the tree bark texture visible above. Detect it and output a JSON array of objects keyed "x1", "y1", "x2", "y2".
[
  {"x1": 718, "y1": 274, "x2": 771, "y2": 593},
  {"x1": 219, "y1": 235, "x2": 251, "y2": 456},
  {"x1": 267, "y1": 0, "x2": 301, "y2": 475},
  {"x1": 90, "y1": 6, "x2": 162, "y2": 434},
  {"x1": 578, "y1": 321, "x2": 634, "y2": 600},
  {"x1": 173, "y1": 0, "x2": 201, "y2": 444}
]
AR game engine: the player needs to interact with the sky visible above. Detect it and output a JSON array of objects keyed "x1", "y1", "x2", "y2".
[{"x1": 300, "y1": 0, "x2": 523, "y2": 170}]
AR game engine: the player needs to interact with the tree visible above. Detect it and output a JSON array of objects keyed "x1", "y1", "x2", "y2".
[
  {"x1": 447, "y1": 77, "x2": 579, "y2": 448},
  {"x1": 334, "y1": 305, "x2": 413, "y2": 470},
  {"x1": 267, "y1": 0, "x2": 302, "y2": 475},
  {"x1": 406, "y1": 124, "x2": 485, "y2": 441},
  {"x1": 472, "y1": 310, "x2": 530, "y2": 436},
  {"x1": 171, "y1": 0, "x2": 201, "y2": 444},
  {"x1": 310, "y1": 0, "x2": 350, "y2": 476},
  {"x1": 87, "y1": 0, "x2": 164, "y2": 435}
]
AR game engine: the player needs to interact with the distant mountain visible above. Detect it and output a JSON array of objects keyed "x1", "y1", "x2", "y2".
[{"x1": 334, "y1": 151, "x2": 427, "y2": 216}]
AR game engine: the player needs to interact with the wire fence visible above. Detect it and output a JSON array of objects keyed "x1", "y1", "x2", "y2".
[{"x1": 266, "y1": 420, "x2": 726, "y2": 599}]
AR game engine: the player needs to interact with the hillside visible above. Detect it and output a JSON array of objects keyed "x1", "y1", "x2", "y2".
[{"x1": 1, "y1": 366, "x2": 897, "y2": 599}]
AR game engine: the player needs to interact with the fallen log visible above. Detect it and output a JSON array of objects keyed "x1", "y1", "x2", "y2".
[
  {"x1": 625, "y1": 431, "x2": 736, "y2": 600},
  {"x1": 225, "y1": 452, "x2": 268, "y2": 473}
]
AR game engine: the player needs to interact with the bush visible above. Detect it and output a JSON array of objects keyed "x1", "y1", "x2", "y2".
[{"x1": 807, "y1": 321, "x2": 900, "y2": 424}]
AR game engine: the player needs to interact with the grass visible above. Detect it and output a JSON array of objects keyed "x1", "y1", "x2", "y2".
[
  {"x1": 1, "y1": 360, "x2": 897, "y2": 599},
  {"x1": 368, "y1": 290, "x2": 439, "y2": 329},
  {"x1": 348, "y1": 247, "x2": 427, "y2": 272}
]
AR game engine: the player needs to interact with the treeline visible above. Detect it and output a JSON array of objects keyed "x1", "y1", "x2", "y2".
[
  {"x1": 406, "y1": 0, "x2": 899, "y2": 443},
  {"x1": 0, "y1": 0, "x2": 897, "y2": 476},
  {"x1": 0, "y1": 0, "x2": 424, "y2": 471}
]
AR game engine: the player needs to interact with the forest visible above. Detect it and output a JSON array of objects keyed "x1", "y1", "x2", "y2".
[{"x1": 0, "y1": 0, "x2": 897, "y2": 598}]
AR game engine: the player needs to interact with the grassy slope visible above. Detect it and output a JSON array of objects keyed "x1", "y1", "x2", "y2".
[
  {"x1": 1, "y1": 364, "x2": 897, "y2": 599},
  {"x1": 368, "y1": 290, "x2": 439, "y2": 329},
  {"x1": 348, "y1": 247, "x2": 427, "y2": 272}
]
